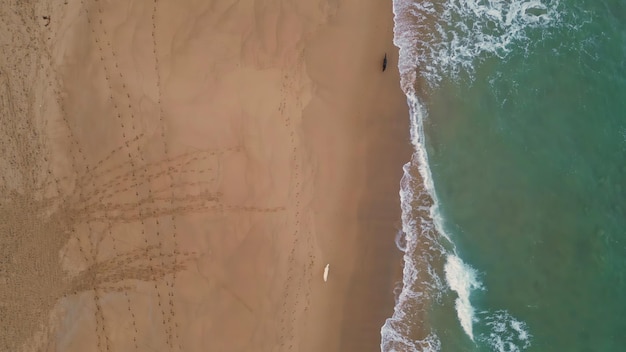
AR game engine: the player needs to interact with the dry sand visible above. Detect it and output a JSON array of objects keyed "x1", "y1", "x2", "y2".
[{"x1": 0, "y1": 0, "x2": 410, "y2": 351}]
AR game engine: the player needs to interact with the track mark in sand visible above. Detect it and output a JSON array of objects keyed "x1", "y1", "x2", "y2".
[
  {"x1": 0, "y1": 120, "x2": 260, "y2": 350},
  {"x1": 83, "y1": 1, "x2": 143, "y2": 348},
  {"x1": 106, "y1": 223, "x2": 139, "y2": 351},
  {"x1": 2, "y1": 1, "x2": 289, "y2": 350},
  {"x1": 85, "y1": 0, "x2": 180, "y2": 347},
  {"x1": 276, "y1": 54, "x2": 316, "y2": 352},
  {"x1": 44, "y1": 13, "x2": 125, "y2": 349},
  {"x1": 150, "y1": 1, "x2": 180, "y2": 349},
  {"x1": 0, "y1": 8, "x2": 75, "y2": 345}
]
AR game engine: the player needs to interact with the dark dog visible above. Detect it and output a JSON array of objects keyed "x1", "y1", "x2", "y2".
[{"x1": 382, "y1": 53, "x2": 387, "y2": 72}]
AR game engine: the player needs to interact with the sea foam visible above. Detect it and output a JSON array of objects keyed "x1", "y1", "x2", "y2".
[
  {"x1": 478, "y1": 310, "x2": 533, "y2": 352},
  {"x1": 392, "y1": 0, "x2": 561, "y2": 87},
  {"x1": 383, "y1": 0, "x2": 561, "y2": 350},
  {"x1": 380, "y1": 97, "x2": 448, "y2": 352},
  {"x1": 444, "y1": 254, "x2": 482, "y2": 341}
]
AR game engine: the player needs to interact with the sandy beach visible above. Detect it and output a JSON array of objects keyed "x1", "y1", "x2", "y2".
[{"x1": 1, "y1": 0, "x2": 409, "y2": 351}]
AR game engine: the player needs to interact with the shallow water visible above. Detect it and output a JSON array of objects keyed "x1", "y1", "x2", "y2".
[{"x1": 384, "y1": 0, "x2": 626, "y2": 351}]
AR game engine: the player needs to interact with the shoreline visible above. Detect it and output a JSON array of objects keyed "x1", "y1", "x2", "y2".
[{"x1": 297, "y1": 1, "x2": 411, "y2": 351}]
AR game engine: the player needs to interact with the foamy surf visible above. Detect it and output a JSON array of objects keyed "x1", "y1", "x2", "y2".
[
  {"x1": 444, "y1": 254, "x2": 482, "y2": 341},
  {"x1": 381, "y1": 86, "x2": 483, "y2": 352},
  {"x1": 392, "y1": 0, "x2": 561, "y2": 87},
  {"x1": 383, "y1": 0, "x2": 562, "y2": 349},
  {"x1": 478, "y1": 311, "x2": 532, "y2": 352},
  {"x1": 380, "y1": 83, "x2": 452, "y2": 351}
]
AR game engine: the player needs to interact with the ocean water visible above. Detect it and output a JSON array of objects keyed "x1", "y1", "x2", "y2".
[{"x1": 383, "y1": 0, "x2": 626, "y2": 351}]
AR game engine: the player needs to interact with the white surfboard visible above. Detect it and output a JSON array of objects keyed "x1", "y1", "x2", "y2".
[{"x1": 323, "y1": 264, "x2": 330, "y2": 282}]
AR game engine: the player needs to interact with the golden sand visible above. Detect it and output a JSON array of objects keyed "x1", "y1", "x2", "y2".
[{"x1": 0, "y1": 1, "x2": 409, "y2": 351}]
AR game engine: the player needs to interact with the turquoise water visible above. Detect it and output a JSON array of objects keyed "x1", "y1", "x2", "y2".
[{"x1": 384, "y1": 0, "x2": 626, "y2": 351}]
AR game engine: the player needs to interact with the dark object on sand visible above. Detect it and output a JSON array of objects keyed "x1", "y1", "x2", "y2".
[{"x1": 382, "y1": 53, "x2": 388, "y2": 72}]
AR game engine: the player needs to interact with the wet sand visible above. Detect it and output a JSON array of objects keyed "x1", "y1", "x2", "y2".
[{"x1": 0, "y1": 0, "x2": 409, "y2": 351}]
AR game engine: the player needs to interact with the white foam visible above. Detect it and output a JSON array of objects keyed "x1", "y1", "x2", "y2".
[
  {"x1": 444, "y1": 255, "x2": 482, "y2": 340},
  {"x1": 395, "y1": 229, "x2": 407, "y2": 253},
  {"x1": 478, "y1": 310, "x2": 532, "y2": 351},
  {"x1": 381, "y1": 322, "x2": 442, "y2": 352},
  {"x1": 393, "y1": 0, "x2": 561, "y2": 86},
  {"x1": 380, "y1": 96, "x2": 450, "y2": 351}
]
